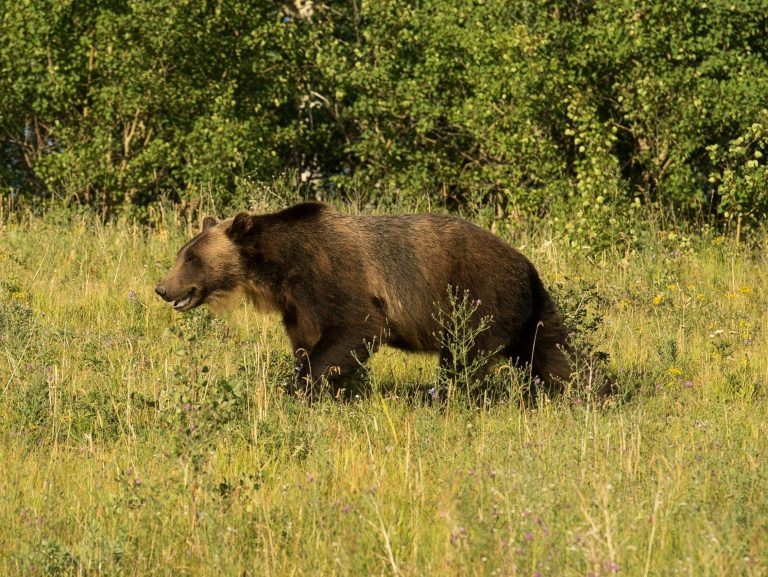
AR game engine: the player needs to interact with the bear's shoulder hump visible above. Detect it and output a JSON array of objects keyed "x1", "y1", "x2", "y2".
[{"x1": 275, "y1": 202, "x2": 330, "y2": 222}]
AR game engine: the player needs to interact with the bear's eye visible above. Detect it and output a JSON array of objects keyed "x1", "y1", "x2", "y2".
[{"x1": 184, "y1": 252, "x2": 198, "y2": 264}]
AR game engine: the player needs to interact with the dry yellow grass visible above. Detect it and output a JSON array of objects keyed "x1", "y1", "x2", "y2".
[{"x1": 1, "y1": 208, "x2": 766, "y2": 576}]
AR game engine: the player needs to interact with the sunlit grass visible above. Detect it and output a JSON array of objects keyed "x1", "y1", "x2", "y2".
[{"x1": 0, "y1": 207, "x2": 766, "y2": 576}]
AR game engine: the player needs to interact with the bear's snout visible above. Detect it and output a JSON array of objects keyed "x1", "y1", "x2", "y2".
[
  {"x1": 154, "y1": 281, "x2": 199, "y2": 312},
  {"x1": 155, "y1": 284, "x2": 170, "y2": 301}
]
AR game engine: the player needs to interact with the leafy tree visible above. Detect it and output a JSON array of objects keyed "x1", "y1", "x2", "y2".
[{"x1": 1, "y1": 0, "x2": 766, "y2": 230}]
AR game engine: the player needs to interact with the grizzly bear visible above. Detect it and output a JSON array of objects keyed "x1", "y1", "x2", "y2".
[{"x1": 155, "y1": 202, "x2": 572, "y2": 396}]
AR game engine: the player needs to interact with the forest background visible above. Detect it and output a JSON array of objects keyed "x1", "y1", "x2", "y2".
[{"x1": 2, "y1": 0, "x2": 767, "y2": 243}]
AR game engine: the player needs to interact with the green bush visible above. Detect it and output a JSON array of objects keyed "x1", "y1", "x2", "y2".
[
  {"x1": 1, "y1": 0, "x2": 766, "y2": 231},
  {"x1": 0, "y1": 1, "x2": 340, "y2": 209},
  {"x1": 706, "y1": 109, "x2": 768, "y2": 235}
]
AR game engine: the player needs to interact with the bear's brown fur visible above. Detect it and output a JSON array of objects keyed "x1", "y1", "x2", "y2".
[{"x1": 155, "y1": 202, "x2": 572, "y2": 396}]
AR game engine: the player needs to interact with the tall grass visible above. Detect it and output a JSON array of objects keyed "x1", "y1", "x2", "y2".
[{"x1": 0, "y1": 205, "x2": 766, "y2": 576}]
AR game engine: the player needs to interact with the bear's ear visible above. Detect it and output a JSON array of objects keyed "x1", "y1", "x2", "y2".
[
  {"x1": 226, "y1": 212, "x2": 260, "y2": 242},
  {"x1": 202, "y1": 216, "x2": 218, "y2": 231}
]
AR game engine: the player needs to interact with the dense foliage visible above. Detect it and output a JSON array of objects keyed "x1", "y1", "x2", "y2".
[{"x1": 2, "y1": 0, "x2": 767, "y2": 230}]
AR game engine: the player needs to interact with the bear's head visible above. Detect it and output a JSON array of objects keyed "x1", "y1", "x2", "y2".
[{"x1": 155, "y1": 214, "x2": 257, "y2": 312}]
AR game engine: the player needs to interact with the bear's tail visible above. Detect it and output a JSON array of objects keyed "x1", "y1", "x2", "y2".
[{"x1": 525, "y1": 263, "x2": 573, "y2": 391}]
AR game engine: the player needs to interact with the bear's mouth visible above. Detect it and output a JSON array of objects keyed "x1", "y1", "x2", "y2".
[{"x1": 173, "y1": 289, "x2": 197, "y2": 311}]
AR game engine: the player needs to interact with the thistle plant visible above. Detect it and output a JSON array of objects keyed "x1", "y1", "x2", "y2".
[{"x1": 433, "y1": 287, "x2": 500, "y2": 403}]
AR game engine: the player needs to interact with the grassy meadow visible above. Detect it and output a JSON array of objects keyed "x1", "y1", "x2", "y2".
[{"x1": 0, "y1": 204, "x2": 767, "y2": 576}]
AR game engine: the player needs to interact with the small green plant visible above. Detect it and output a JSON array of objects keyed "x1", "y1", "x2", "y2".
[
  {"x1": 27, "y1": 539, "x2": 81, "y2": 577},
  {"x1": 160, "y1": 317, "x2": 251, "y2": 471},
  {"x1": 432, "y1": 287, "x2": 500, "y2": 403},
  {"x1": 550, "y1": 279, "x2": 617, "y2": 402},
  {"x1": 0, "y1": 278, "x2": 38, "y2": 346},
  {"x1": 164, "y1": 363, "x2": 249, "y2": 472}
]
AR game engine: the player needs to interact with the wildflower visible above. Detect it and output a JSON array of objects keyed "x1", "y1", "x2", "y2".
[
  {"x1": 128, "y1": 289, "x2": 136, "y2": 302},
  {"x1": 11, "y1": 291, "x2": 22, "y2": 301},
  {"x1": 652, "y1": 294, "x2": 664, "y2": 306},
  {"x1": 450, "y1": 526, "x2": 467, "y2": 545}
]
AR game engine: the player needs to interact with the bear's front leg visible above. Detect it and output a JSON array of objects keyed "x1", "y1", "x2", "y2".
[{"x1": 294, "y1": 329, "x2": 378, "y2": 401}]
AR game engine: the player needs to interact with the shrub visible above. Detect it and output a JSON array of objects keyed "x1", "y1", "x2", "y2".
[{"x1": 2, "y1": 0, "x2": 766, "y2": 233}]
